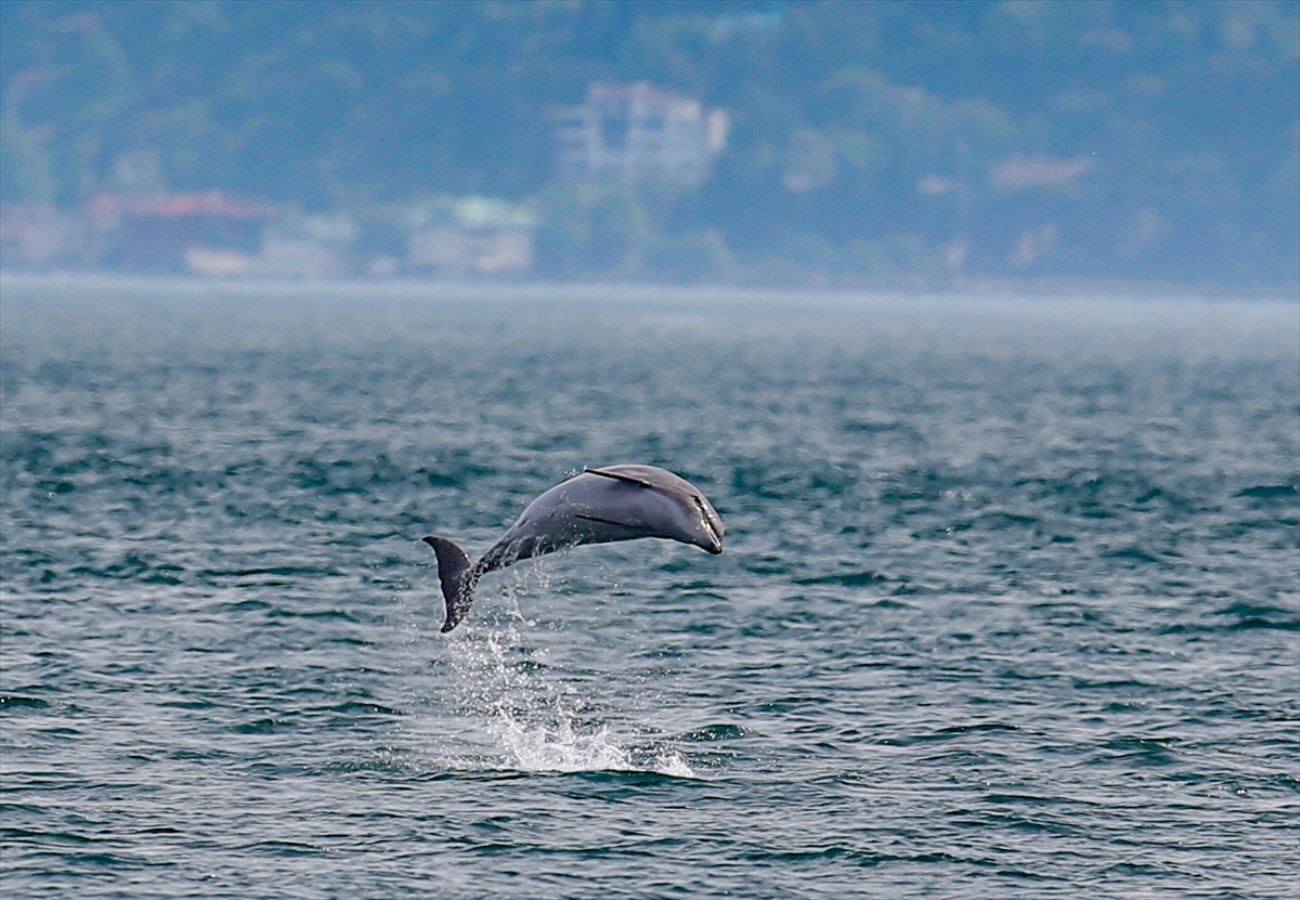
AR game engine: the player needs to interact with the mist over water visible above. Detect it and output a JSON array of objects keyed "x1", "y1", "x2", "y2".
[{"x1": 1, "y1": 279, "x2": 1297, "y2": 897}]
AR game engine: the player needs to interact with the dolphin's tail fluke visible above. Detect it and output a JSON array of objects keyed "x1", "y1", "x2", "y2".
[{"x1": 422, "y1": 536, "x2": 477, "y2": 632}]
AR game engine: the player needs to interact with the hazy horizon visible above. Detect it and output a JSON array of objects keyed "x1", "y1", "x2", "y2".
[{"x1": 1, "y1": 0, "x2": 1298, "y2": 290}]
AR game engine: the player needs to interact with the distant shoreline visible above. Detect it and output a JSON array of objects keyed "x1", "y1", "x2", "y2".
[{"x1": 1, "y1": 267, "x2": 1296, "y2": 306}]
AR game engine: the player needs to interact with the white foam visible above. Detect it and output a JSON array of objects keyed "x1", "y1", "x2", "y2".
[
  {"x1": 490, "y1": 707, "x2": 696, "y2": 777},
  {"x1": 427, "y1": 587, "x2": 695, "y2": 778},
  {"x1": 494, "y1": 712, "x2": 631, "y2": 772}
]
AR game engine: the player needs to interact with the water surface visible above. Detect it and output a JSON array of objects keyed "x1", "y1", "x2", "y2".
[{"x1": 2, "y1": 279, "x2": 1297, "y2": 897}]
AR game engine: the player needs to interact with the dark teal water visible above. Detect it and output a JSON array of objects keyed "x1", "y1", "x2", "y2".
[{"x1": 2, "y1": 278, "x2": 1298, "y2": 898}]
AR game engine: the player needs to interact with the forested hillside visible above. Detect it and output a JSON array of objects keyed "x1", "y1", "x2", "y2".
[{"x1": 2, "y1": 0, "x2": 1297, "y2": 286}]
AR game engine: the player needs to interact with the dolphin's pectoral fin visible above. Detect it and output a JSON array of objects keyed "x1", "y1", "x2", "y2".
[
  {"x1": 585, "y1": 467, "x2": 655, "y2": 489},
  {"x1": 422, "y1": 536, "x2": 478, "y2": 632}
]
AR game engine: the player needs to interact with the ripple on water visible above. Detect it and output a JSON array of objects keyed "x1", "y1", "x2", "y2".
[{"x1": 1, "y1": 284, "x2": 1297, "y2": 898}]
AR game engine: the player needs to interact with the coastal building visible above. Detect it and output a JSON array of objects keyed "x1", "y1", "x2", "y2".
[
  {"x1": 554, "y1": 82, "x2": 729, "y2": 186},
  {"x1": 0, "y1": 203, "x2": 83, "y2": 269},
  {"x1": 259, "y1": 213, "x2": 355, "y2": 279},
  {"x1": 88, "y1": 191, "x2": 274, "y2": 274},
  {"x1": 406, "y1": 196, "x2": 535, "y2": 276}
]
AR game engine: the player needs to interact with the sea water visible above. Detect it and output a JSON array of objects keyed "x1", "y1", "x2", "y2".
[{"x1": 1, "y1": 278, "x2": 1297, "y2": 897}]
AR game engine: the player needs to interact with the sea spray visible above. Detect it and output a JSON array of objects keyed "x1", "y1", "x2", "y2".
[
  {"x1": 392, "y1": 560, "x2": 692, "y2": 777},
  {"x1": 444, "y1": 611, "x2": 695, "y2": 777}
]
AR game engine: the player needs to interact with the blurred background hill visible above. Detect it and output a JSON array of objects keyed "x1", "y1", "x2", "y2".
[{"x1": 1, "y1": 0, "x2": 1297, "y2": 289}]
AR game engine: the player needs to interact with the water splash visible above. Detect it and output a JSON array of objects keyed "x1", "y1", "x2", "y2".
[
  {"x1": 420, "y1": 570, "x2": 695, "y2": 778},
  {"x1": 494, "y1": 713, "x2": 633, "y2": 773}
]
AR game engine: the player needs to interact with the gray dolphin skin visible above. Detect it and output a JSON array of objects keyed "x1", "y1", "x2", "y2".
[{"x1": 422, "y1": 464, "x2": 725, "y2": 632}]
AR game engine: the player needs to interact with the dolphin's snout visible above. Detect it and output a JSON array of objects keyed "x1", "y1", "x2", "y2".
[
  {"x1": 691, "y1": 533, "x2": 723, "y2": 555},
  {"x1": 697, "y1": 512, "x2": 724, "y2": 554}
]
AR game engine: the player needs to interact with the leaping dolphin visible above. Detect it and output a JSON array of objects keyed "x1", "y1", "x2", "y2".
[{"x1": 422, "y1": 464, "x2": 725, "y2": 632}]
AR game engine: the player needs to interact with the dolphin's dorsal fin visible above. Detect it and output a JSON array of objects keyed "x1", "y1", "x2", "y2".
[{"x1": 585, "y1": 466, "x2": 654, "y2": 488}]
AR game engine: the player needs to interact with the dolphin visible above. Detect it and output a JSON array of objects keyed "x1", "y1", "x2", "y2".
[{"x1": 422, "y1": 464, "x2": 724, "y2": 632}]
